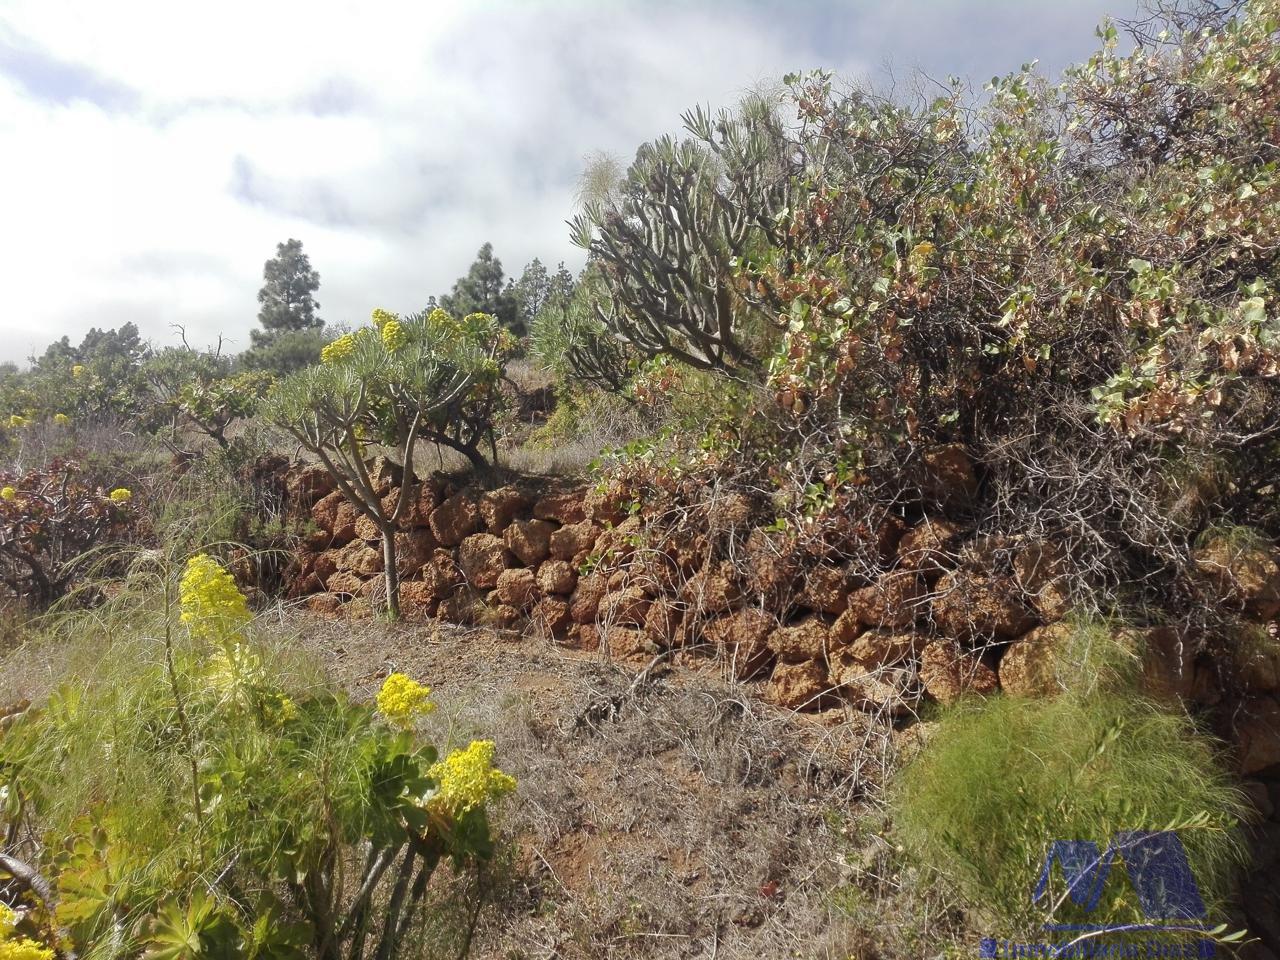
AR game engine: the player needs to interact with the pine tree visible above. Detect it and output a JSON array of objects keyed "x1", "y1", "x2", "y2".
[
  {"x1": 439, "y1": 243, "x2": 523, "y2": 335},
  {"x1": 252, "y1": 239, "x2": 322, "y2": 346}
]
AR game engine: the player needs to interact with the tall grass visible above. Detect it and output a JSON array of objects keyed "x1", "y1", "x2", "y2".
[{"x1": 891, "y1": 692, "x2": 1247, "y2": 937}]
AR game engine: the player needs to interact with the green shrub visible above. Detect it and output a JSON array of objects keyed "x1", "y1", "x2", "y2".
[
  {"x1": 0, "y1": 555, "x2": 517, "y2": 960},
  {"x1": 891, "y1": 693, "x2": 1246, "y2": 937}
]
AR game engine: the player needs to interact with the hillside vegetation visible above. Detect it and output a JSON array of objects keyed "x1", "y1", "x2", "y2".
[{"x1": 2, "y1": 2, "x2": 1280, "y2": 958}]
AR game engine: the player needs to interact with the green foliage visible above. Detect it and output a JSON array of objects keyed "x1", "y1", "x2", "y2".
[
  {"x1": 0, "y1": 559, "x2": 516, "y2": 960},
  {"x1": 238, "y1": 328, "x2": 329, "y2": 377},
  {"x1": 891, "y1": 693, "x2": 1246, "y2": 935},
  {"x1": 265, "y1": 307, "x2": 514, "y2": 615},
  {"x1": 253, "y1": 239, "x2": 322, "y2": 345},
  {"x1": 143, "y1": 349, "x2": 273, "y2": 450},
  {"x1": 438, "y1": 243, "x2": 524, "y2": 336},
  {"x1": 529, "y1": 264, "x2": 635, "y2": 393},
  {"x1": 0, "y1": 459, "x2": 139, "y2": 607}
]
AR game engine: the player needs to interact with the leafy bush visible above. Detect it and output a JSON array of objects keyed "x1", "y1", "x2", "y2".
[
  {"x1": 564, "y1": 1, "x2": 1280, "y2": 633},
  {"x1": 267, "y1": 307, "x2": 515, "y2": 617},
  {"x1": 0, "y1": 460, "x2": 139, "y2": 608},
  {"x1": 891, "y1": 693, "x2": 1246, "y2": 937},
  {"x1": 0, "y1": 555, "x2": 516, "y2": 960}
]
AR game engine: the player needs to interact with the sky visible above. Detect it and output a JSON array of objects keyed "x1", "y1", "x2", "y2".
[{"x1": 0, "y1": 0, "x2": 1139, "y2": 363}]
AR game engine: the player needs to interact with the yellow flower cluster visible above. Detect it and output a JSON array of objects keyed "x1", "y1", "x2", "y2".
[
  {"x1": 371, "y1": 307, "x2": 397, "y2": 330},
  {"x1": 381, "y1": 317, "x2": 407, "y2": 352},
  {"x1": 179, "y1": 554, "x2": 251, "y2": 644},
  {"x1": 0, "y1": 487, "x2": 15, "y2": 502},
  {"x1": 425, "y1": 307, "x2": 458, "y2": 336},
  {"x1": 108, "y1": 487, "x2": 132, "y2": 503},
  {"x1": 53, "y1": 413, "x2": 70, "y2": 426},
  {"x1": 375, "y1": 673, "x2": 435, "y2": 727},
  {"x1": 71, "y1": 364, "x2": 86, "y2": 378},
  {"x1": 426, "y1": 739, "x2": 517, "y2": 816},
  {"x1": 321, "y1": 334, "x2": 357, "y2": 365},
  {"x1": 0, "y1": 905, "x2": 54, "y2": 960},
  {"x1": 6, "y1": 415, "x2": 28, "y2": 430}
]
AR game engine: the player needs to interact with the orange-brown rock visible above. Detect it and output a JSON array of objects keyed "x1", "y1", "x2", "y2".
[
  {"x1": 326, "y1": 571, "x2": 365, "y2": 597},
  {"x1": 604, "y1": 625, "x2": 652, "y2": 660},
  {"x1": 1013, "y1": 540, "x2": 1072, "y2": 621},
  {"x1": 768, "y1": 616, "x2": 832, "y2": 663},
  {"x1": 495, "y1": 567, "x2": 539, "y2": 609},
  {"x1": 680, "y1": 564, "x2": 742, "y2": 615},
  {"x1": 420, "y1": 553, "x2": 462, "y2": 599},
  {"x1": 287, "y1": 465, "x2": 335, "y2": 508},
  {"x1": 314, "y1": 551, "x2": 340, "y2": 584},
  {"x1": 843, "y1": 629, "x2": 920, "y2": 668},
  {"x1": 599, "y1": 586, "x2": 651, "y2": 627},
  {"x1": 765, "y1": 659, "x2": 829, "y2": 711},
  {"x1": 399, "y1": 580, "x2": 440, "y2": 608},
  {"x1": 1235, "y1": 696, "x2": 1280, "y2": 775},
  {"x1": 533, "y1": 490, "x2": 587, "y2": 525},
  {"x1": 743, "y1": 527, "x2": 800, "y2": 595},
  {"x1": 831, "y1": 651, "x2": 917, "y2": 716},
  {"x1": 919, "y1": 443, "x2": 979, "y2": 510},
  {"x1": 536, "y1": 559, "x2": 577, "y2": 595},
  {"x1": 847, "y1": 572, "x2": 926, "y2": 629},
  {"x1": 998, "y1": 623, "x2": 1070, "y2": 697},
  {"x1": 430, "y1": 492, "x2": 482, "y2": 547},
  {"x1": 379, "y1": 486, "x2": 431, "y2": 527},
  {"x1": 919, "y1": 640, "x2": 998, "y2": 705},
  {"x1": 354, "y1": 513, "x2": 382, "y2": 542},
  {"x1": 643, "y1": 597, "x2": 682, "y2": 647},
  {"x1": 1193, "y1": 533, "x2": 1280, "y2": 622},
  {"x1": 306, "y1": 592, "x2": 344, "y2": 616},
  {"x1": 896, "y1": 517, "x2": 963, "y2": 578},
  {"x1": 530, "y1": 596, "x2": 572, "y2": 640},
  {"x1": 570, "y1": 574, "x2": 608, "y2": 624},
  {"x1": 362, "y1": 456, "x2": 404, "y2": 497},
  {"x1": 584, "y1": 482, "x2": 630, "y2": 526},
  {"x1": 311, "y1": 490, "x2": 345, "y2": 534},
  {"x1": 437, "y1": 590, "x2": 480, "y2": 625},
  {"x1": 504, "y1": 519, "x2": 556, "y2": 566},
  {"x1": 931, "y1": 571, "x2": 1036, "y2": 642},
  {"x1": 458, "y1": 534, "x2": 511, "y2": 589},
  {"x1": 706, "y1": 492, "x2": 754, "y2": 534},
  {"x1": 1238, "y1": 626, "x2": 1280, "y2": 693},
  {"x1": 480, "y1": 485, "x2": 533, "y2": 533},
  {"x1": 335, "y1": 541, "x2": 383, "y2": 576},
  {"x1": 801, "y1": 564, "x2": 851, "y2": 615},
  {"x1": 549, "y1": 521, "x2": 600, "y2": 561},
  {"x1": 331, "y1": 500, "x2": 361, "y2": 545},
  {"x1": 593, "y1": 516, "x2": 645, "y2": 567},
  {"x1": 703, "y1": 609, "x2": 776, "y2": 680},
  {"x1": 393, "y1": 530, "x2": 437, "y2": 576}
]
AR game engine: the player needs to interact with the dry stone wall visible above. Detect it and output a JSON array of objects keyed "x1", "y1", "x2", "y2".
[{"x1": 277, "y1": 458, "x2": 1280, "y2": 784}]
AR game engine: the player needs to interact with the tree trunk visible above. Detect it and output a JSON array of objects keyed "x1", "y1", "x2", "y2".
[{"x1": 381, "y1": 526, "x2": 401, "y2": 619}]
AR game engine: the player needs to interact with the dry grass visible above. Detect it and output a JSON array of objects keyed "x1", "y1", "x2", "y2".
[{"x1": 258, "y1": 611, "x2": 965, "y2": 960}]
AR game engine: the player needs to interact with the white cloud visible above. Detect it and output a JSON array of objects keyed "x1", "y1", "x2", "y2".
[{"x1": 0, "y1": 0, "x2": 1130, "y2": 362}]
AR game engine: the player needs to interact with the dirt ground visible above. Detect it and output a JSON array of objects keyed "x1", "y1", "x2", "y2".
[{"x1": 0, "y1": 610, "x2": 965, "y2": 960}]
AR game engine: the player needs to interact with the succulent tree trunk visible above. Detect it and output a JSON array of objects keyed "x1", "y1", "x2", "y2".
[{"x1": 380, "y1": 522, "x2": 400, "y2": 620}]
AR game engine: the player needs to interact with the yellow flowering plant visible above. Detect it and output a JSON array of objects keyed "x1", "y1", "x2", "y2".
[
  {"x1": 425, "y1": 739, "x2": 517, "y2": 817},
  {"x1": 179, "y1": 553, "x2": 251, "y2": 646},
  {"x1": 375, "y1": 673, "x2": 435, "y2": 728},
  {"x1": 0, "y1": 905, "x2": 54, "y2": 960},
  {"x1": 108, "y1": 487, "x2": 131, "y2": 504},
  {"x1": 0, "y1": 487, "x2": 14, "y2": 502},
  {"x1": 266, "y1": 305, "x2": 513, "y2": 618},
  {"x1": 52, "y1": 413, "x2": 70, "y2": 426}
]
